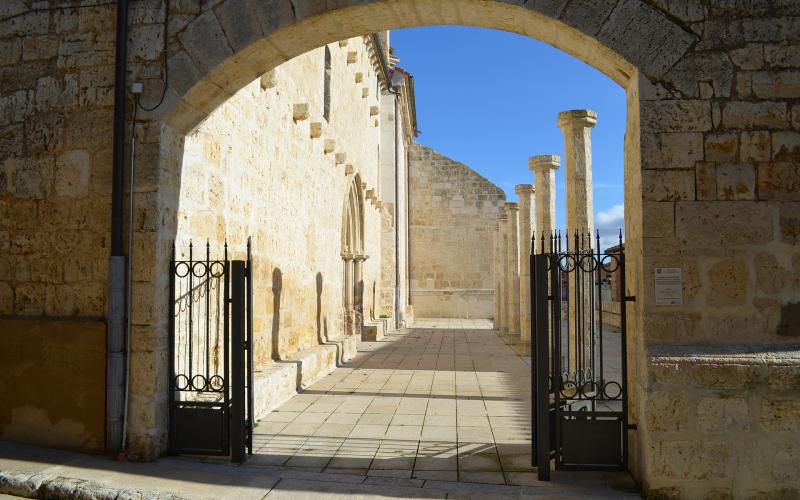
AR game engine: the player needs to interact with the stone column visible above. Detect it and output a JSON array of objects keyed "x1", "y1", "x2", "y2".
[
  {"x1": 505, "y1": 203, "x2": 520, "y2": 346},
  {"x1": 515, "y1": 184, "x2": 534, "y2": 356},
  {"x1": 529, "y1": 155, "x2": 560, "y2": 245},
  {"x1": 558, "y1": 109, "x2": 597, "y2": 379},
  {"x1": 354, "y1": 254, "x2": 368, "y2": 325},
  {"x1": 343, "y1": 251, "x2": 354, "y2": 335},
  {"x1": 492, "y1": 220, "x2": 501, "y2": 330},
  {"x1": 497, "y1": 214, "x2": 508, "y2": 335},
  {"x1": 558, "y1": 109, "x2": 597, "y2": 241}
]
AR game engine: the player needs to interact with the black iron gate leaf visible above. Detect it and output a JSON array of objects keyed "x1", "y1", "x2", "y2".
[
  {"x1": 168, "y1": 239, "x2": 254, "y2": 463},
  {"x1": 531, "y1": 231, "x2": 628, "y2": 479}
]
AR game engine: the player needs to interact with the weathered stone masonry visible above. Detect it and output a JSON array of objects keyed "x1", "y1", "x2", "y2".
[
  {"x1": 1, "y1": 1, "x2": 799, "y2": 498},
  {"x1": 407, "y1": 142, "x2": 505, "y2": 319}
]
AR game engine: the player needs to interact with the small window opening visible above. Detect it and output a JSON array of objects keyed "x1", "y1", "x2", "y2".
[{"x1": 323, "y1": 46, "x2": 332, "y2": 122}]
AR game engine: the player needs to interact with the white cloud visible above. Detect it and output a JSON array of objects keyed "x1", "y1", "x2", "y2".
[{"x1": 595, "y1": 204, "x2": 624, "y2": 250}]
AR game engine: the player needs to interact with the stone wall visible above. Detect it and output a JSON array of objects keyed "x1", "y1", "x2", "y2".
[
  {"x1": 173, "y1": 38, "x2": 386, "y2": 364},
  {"x1": 408, "y1": 143, "x2": 505, "y2": 318},
  {"x1": 0, "y1": 3, "x2": 117, "y2": 318},
  {"x1": 0, "y1": 319, "x2": 106, "y2": 453},
  {"x1": 644, "y1": 347, "x2": 800, "y2": 498}
]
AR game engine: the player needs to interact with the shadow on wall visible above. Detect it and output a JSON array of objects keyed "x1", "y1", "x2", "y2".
[
  {"x1": 317, "y1": 272, "x2": 346, "y2": 366},
  {"x1": 271, "y1": 267, "x2": 282, "y2": 361},
  {"x1": 316, "y1": 272, "x2": 325, "y2": 345}
]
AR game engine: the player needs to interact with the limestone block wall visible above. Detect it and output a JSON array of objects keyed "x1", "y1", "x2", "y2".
[
  {"x1": 0, "y1": 3, "x2": 118, "y2": 317},
  {"x1": 174, "y1": 37, "x2": 386, "y2": 365},
  {"x1": 408, "y1": 143, "x2": 505, "y2": 318},
  {"x1": 644, "y1": 348, "x2": 800, "y2": 498}
]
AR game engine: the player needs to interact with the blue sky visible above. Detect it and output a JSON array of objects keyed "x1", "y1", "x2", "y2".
[{"x1": 391, "y1": 26, "x2": 626, "y2": 248}]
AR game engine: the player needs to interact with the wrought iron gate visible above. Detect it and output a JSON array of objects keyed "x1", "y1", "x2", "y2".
[
  {"x1": 168, "y1": 239, "x2": 254, "y2": 462},
  {"x1": 531, "y1": 231, "x2": 630, "y2": 480}
]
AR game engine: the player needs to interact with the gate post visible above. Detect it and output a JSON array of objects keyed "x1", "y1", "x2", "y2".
[
  {"x1": 534, "y1": 253, "x2": 551, "y2": 481},
  {"x1": 231, "y1": 260, "x2": 246, "y2": 463},
  {"x1": 246, "y1": 238, "x2": 254, "y2": 456},
  {"x1": 167, "y1": 253, "x2": 175, "y2": 454}
]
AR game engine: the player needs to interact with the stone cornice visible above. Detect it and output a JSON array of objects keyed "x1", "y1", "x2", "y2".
[
  {"x1": 364, "y1": 33, "x2": 390, "y2": 91},
  {"x1": 557, "y1": 109, "x2": 597, "y2": 129},
  {"x1": 515, "y1": 184, "x2": 534, "y2": 196},
  {"x1": 529, "y1": 155, "x2": 561, "y2": 171}
]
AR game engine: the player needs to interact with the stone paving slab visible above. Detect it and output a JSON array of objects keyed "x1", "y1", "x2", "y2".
[{"x1": 255, "y1": 321, "x2": 538, "y2": 485}]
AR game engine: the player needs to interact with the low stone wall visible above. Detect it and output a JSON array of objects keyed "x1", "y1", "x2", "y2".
[
  {"x1": 0, "y1": 319, "x2": 106, "y2": 453},
  {"x1": 643, "y1": 345, "x2": 800, "y2": 498},
  {"x1": 598, "y1": 300, "x2": 622, "y2": 328},
  {"x1": 410, "y1": 289, "x2": 494, "y2": 319},
  {"x1": 253, "y1": 336, "x2": 358, "y2": 420}
]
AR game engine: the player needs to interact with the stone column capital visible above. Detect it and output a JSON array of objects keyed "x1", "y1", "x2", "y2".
[
  {"x1": 557, "y1": 109, "x2": 597, "y2": 130},
  {"x1": 497, "y1": 212, "x2": 508, "y2": 221},
  {"x1": 515, "y1": 184, "x2": 534, "y2": 197},
  {"x1": 504, "y1": 202, "x2": 519, "y2": 213},
  {"x1": 529, "y1": 155, "x2": 561, "y2": 172},
  {"x1": 341, "y1": 252, "x2": 354, "y2": 260},
  {"x1": 353, "y1": 253, "x2": 369, "y2": 262}
]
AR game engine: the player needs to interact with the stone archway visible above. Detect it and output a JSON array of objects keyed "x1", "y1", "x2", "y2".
[
  {"x1": 341, "y1": 174, "x2": 366, "y2": 338},
  {"x1": 107, "y1": 1, "x2": 799, "y2": 497},
  {"x1": 138, "y1": 0, "x2": 652, "y2": 467}
]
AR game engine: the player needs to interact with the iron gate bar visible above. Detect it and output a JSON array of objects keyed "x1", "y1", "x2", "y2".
[
  {"x1": 188, "y1": 242, "x2": 193, "y2": 386},
  {"x1": 529, "y1": 236, "x2": 536, "y2": 468},
  {"x1": 168, "y1": 246, "x2": 175, "y2": 453},
  {"x1": 224, "y1": 251, "x2": 230, "y2": 455},
  {"x1": 205, "y1": 242, "x2": 210, "y2": 383},
  {"x1": 534, "y1": 252, "x2": 550, "y2": 481},
  {"x1": 246, "y1": 237, "x2": 254, "y2": 456},
  {"x1": 231, "y1": 260, "x2": 246, "y2": 463},
  {"x1": 619, "y1": 232, "x2": 629, "y2": 470},
  {"x1": 550, "y1": 245, "x2": 562, "y2": 472},
  {"x1": 596, "y1": 232, "x2": 604, "y2": 388}
]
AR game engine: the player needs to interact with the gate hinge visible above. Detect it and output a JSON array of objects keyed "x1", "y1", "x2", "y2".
[
  {"x1": 627, "y1": 423, "x2": 638, "y2": 430},
  {"x1": 624, "y1": 295, "x2": 636, "y2": 302}
]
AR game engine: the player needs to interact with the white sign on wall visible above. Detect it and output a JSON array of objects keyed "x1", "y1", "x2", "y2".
[{"x1": 655, "y1": 268, "x2": 683, "y2": 306}]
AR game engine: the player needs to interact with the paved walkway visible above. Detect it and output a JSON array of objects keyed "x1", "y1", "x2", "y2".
[
  {"x1": 0, "y1": 320, "x2": 640, "y2": 499},
  {"x1": 254, "y1": 319, "x2": 534, "y2": 485}
]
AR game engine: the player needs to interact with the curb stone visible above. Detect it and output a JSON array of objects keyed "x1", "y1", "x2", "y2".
[{"x1": 0, "y1": 470, "x2": 187, "y2": 500}]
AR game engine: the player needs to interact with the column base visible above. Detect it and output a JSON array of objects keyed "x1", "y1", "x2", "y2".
[
  {"x1": 516, "y1": 340, "x2": 531, "y2": 357},
  {"x1": 505, "y1": 332, "x2": 520, "y2": 346}
]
